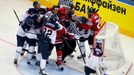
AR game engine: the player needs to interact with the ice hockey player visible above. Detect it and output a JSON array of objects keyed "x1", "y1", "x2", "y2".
[
  {"x1": 75, "y1": 16, "x2": 91, "y2": 59},
  {"x1": 41, "y1": 6, "x2": 75, "y2": 63},
  {"x1": 67, "y1": 15, "x2": 91, "y2": 59},
  {"x1": 14, "y1": 14, "x2": 43, "y2": 64},
  {"x1": 26, "y1": 14, "x2": 44, "y2": 64},
  {"x1": 35, "y1": 6, "x2": 60, "y2": 66},
  {"x1": 47, "y1": 21, "x2": 75, "y2": 71},
  {"x1": 84, "y1": 39, "x2": 108, "y2": 75},
  {"x1": 77, "y1": 7, "x2": 101, "y2": 59},
  {"x1": 55, "y1": 6, "x2": 77, "y2": 63},
  {"x1": 87, "y1": 7, "x2": 101, "y2": 48},
  {"x1": 38, "y1": 11, "x2": 63, "y2": 75},
  {"x1": 61, "y1": 15, "x2": 90, "y2": 61},
  {"x1": 20, "y1": 1, "x2": 47, "y2": 56}
]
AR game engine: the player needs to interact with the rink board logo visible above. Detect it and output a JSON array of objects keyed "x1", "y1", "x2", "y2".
[{"x1": 75, "y1": 0, "x2": 127, "y2": 15}]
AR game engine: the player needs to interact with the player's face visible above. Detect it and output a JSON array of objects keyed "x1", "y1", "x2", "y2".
[
  {"x1": 65, "y1": 8, "x2": 70, "y2": 14},
  {"x1": 37, "y1": 18, "x2": 41, "y2": 23},
  {"x1": 34, "y1": 4, "x2": 40, "y2": 9},
  {"x1": 88, "y1": 12, "x2": 93, "y2": 18},
  {"x1": 53, "y1": 9, "x2": 58, "y2": 15}
]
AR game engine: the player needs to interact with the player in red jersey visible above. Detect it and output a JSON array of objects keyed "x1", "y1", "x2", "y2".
[
  {"x1": 49, "y1": 23, "x2": 75, "y2": 71},
  {"x1": 77, "y1": 8, "x2": 101, "y2": 59},
  {"x1": 87, "y1": 8, "x2": 101, "y2": 48},
  {"x1": 84, "y1": 8, "x2": 108, "y2": 75}
]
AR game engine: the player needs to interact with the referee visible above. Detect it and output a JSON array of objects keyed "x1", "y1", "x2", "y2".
[{"x1": 58, "y1": 0, "x2": 74, "y2": 9}]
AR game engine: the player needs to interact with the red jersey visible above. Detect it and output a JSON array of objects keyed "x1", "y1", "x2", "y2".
[
  {"x1": 88, "y1": 13, "x2": 101, "y2": 32},
  {"x1": 77, "y1": 23, "x2": 91, "y2": 31},
  {"x1": 58, "y1": 7, "x2": 66, "y2": 20},
  {"x1": 56, "y1": 27, "x2": 74, "y2": 44}
]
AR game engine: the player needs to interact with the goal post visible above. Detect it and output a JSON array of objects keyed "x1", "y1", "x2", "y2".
[{"x1": 93, "y1": 22, "x2": 133, "y2": 75}]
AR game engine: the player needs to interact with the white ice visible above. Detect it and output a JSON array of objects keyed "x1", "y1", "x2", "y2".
[{"x1": 0, "y1": 0, "x2": 134, "y2": 75}]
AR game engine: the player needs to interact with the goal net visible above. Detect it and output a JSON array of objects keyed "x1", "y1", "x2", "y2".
[{"x1": 93, "y1": 22, "x2": 132, "y2": 75}]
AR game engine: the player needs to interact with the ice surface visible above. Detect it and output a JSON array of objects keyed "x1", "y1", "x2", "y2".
[{"x1": 17, "y1": 58, "x2": 83, "y2": 75}]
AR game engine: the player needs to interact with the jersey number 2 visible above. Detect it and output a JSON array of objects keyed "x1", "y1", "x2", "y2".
[{"x1": 42, "y1": 27, "x2": 52, "y2": 37}]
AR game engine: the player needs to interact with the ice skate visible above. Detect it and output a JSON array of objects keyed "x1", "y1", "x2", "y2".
[
  {"x1": 13, "y1": 59, "x2": 18, "y2": 64},
  {"x1": 56, "y1": 62, "x2": 64, "y2": 71},
  {"x1": 77, "y1": 53, "x2": 86, "y2": 59}
]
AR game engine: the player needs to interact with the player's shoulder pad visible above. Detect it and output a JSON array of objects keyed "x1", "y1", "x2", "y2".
[
  {"x1": 27, "y1": 8, "x2": 36, "y2": 14},
  {"x1": 39, "y1": 8, "x2": 47, "y2": 11},
  {"x1": 28, "y1": 8, "x2": 35, "y2": 11}
]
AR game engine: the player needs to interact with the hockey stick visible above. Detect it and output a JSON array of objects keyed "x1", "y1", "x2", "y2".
[
  {"x1": 13, "y1": 10, "x2": 20, "y2": 23},
  {"x1": 62, "y1": 36, "x2": 76, "y2": 52},
  {"x1": 76, "y1": 40, "x2": 86, "y2": 64}
]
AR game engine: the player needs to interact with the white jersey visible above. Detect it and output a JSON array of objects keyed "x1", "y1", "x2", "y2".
[
  {"x1": 17, "y1": 26, "x2": 26, "y2": 37},
  {"x1": 17, "y1": 26, "x2": 38, "y2": 39},
  {"x1": 41, "y1": 26, "x2": 57, "y2": 44},
  {"x1": 85, "y1": 53, "x2": 103, "y2": 70},
  {"x1": 25, "y1": 28, "x2": 38, "y2": 39},
  {"x1": 67, "y1": 21, "x2": 91, "y2": 39},
  {"x1": 20, "y1": 12, "x2": 30, "y2": 22},
  {"x1": 78, "y1": 28, "x2": 91, "y2": 38}
]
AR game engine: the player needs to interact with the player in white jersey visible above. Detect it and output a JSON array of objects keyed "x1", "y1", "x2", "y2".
[
  {"x1": 37, "y1": 12, "x2": 63, "y2": 75},
  {"x1": 20, "y1": 1, "x2": 47, "y2": 57},
  {"x1": 85, "y1": 39, "x2": 108, "y2": 75},
  {"x1": 67, "y1": 16, "x2": 91, "y2": 59},
  {"x1": 14, "y1": 14, "x2": 43, "y2": 64}
]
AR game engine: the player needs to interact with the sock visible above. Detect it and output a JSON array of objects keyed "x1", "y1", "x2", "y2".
[
  {"x1": 79, "y1": 41, "x2": 86, "y2": 55},
  {"x1": 40, "y1": 59, "x2": 46, "y2": 74},
  {"x1": 36, "y1": 53, "x2": 42, "y2": 61},
  {"x1": 27, "y1": 46, "x2": 35, "y2": 60},
  {"x1": 57, "y1": 50, "x2": 62, "y2": 65},
  {"x1": 14, "y1": 47, "x2": 22, "y2": 59}
]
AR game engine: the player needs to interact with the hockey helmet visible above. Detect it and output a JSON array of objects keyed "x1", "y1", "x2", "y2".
[
  {"x1": 25, "y1": 16, "x2": 34, "y2": 26},
  {"x1": 31, "y1": 14, "x2": 40, "y2": 20},
  {"x1": 33, "y1": 1, "x2": 40, "y2": 6},
  {"x1": 87, "y1": 7, "x2": 94, "y2": 13},
  {"x1": 52, "y1": 5, "x2": 59, "y2": 15},
  {"x1": 45, "y1": 12, "x2": 57, "y2": 23},
  {"x1": 87, "y1": 7, "x2": 95, "y2": 17},
  {"x1": 79, "y1": 17, "x2": 87, "y2": 24},
  {"x1": 33, "y1": 1, "x2": 40, "y2": 9}
]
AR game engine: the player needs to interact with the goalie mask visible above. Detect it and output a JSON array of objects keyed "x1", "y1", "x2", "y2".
[{"x1": 95, "y1": 39, "x2": 103, "y2": 49}]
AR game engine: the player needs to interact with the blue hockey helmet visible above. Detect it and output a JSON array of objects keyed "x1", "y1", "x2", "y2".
[
  {"x1": 79, "y1": 17, "x2": 87, "y2": 24},
  {"x1": 44, "y1": 12, "x2": 57, "y2": 23},
  {"x1": 31, "y1": 14, "x2": 40, "y2": 20},
  {"x1": 25, "y1": 16, "x2": 34, "y2": 26},
  {"x1": 88, "y1": 7, "x2": 94, "y2": 13}
]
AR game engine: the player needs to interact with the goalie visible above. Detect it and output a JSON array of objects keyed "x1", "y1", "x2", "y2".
[{"x1": 85, "y1": 39, "x2": 108, "y2": 75}]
